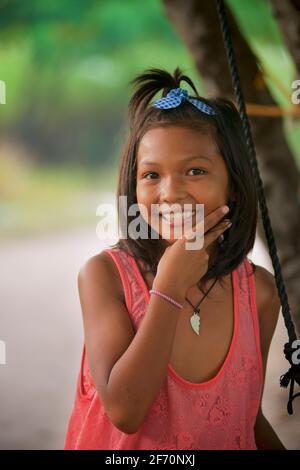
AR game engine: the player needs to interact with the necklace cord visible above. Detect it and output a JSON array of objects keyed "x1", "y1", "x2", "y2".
[{"x1": 185, "y1": 278, "x2": 218, "y2": 312}]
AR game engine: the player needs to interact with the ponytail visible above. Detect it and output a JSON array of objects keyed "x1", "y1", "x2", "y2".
[{"x1": 127, "y1": 67, "x2": 200, "y2": 129}]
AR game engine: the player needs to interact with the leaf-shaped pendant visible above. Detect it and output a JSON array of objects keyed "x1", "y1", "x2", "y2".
[{"x1": 190, "y1": 311, "x2": 200, "y2": 335}]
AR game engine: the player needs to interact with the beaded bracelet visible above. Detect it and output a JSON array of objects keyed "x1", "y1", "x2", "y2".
[{"x1": 149, "y1": 289, "x2": 183, "y2": 310}]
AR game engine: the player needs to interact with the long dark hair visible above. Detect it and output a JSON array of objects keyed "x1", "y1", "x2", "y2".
[{"x1": 109, "y1": 67, "x2": 258, "y2": 292}]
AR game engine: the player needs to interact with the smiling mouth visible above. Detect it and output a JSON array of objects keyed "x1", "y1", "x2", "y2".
[{"x1": 160, "y1": 210, "x2": 196, "y2": 226}]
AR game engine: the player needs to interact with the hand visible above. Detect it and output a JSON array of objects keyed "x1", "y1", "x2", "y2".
[{"x1": 152, "y1": 205, "x2": 231, "y2": 300}]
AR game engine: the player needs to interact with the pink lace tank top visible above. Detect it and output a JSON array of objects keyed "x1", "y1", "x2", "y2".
[{"x1": 64, "y1": 248, "x2": 263, "y2": 450}]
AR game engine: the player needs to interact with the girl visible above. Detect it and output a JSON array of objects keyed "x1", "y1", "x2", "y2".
[{"x1": 64, "y1": 67, "x2": 286, "y2": 450}]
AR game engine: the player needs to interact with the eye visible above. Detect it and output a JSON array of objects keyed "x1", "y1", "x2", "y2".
[
  {"x1": 187, "y1": 168, "x2": 207, "y2": 176},
  {"x1": 143, "y1": 172, "x2": 159, "y2": 179},
  {"x1": 143, "y1": 168, "x2": 207, "y2": 179}
]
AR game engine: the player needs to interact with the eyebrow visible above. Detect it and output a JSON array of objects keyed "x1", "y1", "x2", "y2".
[{"x1": 139, "y1": 155, "x2": 212, "y2": 166}]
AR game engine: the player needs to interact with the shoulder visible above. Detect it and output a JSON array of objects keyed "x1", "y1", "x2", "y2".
[
  {"x1": 252, "y1": 263, "x2": 281, "y2": 362},
  {"x1": 78, "y1": 250, "x2": 125, "y2": 304},
  {"x1": 253, "y1": 264, "x2": 280, "y2": 318}
]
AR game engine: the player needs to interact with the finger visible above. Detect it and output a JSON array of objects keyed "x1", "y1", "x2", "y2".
[
  {"x1": 203, "y1": 205, "x2": 230, "y2": 233},
  {"x1": 184, "y1": 205, "x2": 229, "y2": 240},
  {"x1": 204, "y1": 220, "x2": 232, "y2": 249}
]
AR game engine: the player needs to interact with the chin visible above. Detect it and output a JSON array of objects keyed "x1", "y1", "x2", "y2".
[{"x1": 160, "y1": 232, "x2": 186, "y2": 246}]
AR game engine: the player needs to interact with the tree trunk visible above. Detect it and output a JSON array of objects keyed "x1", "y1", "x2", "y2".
[
  {"x1": 269, "y1": 0, "x2": 300, "y2": 76},
  {"x1": 162, "y1": 0, "x2": 300, "y2": 335}
]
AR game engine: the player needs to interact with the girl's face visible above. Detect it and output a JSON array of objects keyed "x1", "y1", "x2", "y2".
[{"x1": 136, "y1": 126, "x2": 231, "y2": 252}]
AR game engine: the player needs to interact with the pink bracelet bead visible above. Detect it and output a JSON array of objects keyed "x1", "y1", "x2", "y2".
[{"x1": 149, "y1": 289, "x2": 183, "y2": 310}]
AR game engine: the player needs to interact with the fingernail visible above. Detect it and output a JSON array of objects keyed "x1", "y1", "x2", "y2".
[{"x1": 222, "y1": 205, "x2": 229, "y2": 214}]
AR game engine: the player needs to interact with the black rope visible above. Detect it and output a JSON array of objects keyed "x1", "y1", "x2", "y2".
[{"x1": 215, "y1": 0, "x2": 300, "y2": 414}]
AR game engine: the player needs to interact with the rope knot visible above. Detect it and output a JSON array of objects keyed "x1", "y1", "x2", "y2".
[{"x1": 279, "y1": 341, "x2": 300, "y2": 414}]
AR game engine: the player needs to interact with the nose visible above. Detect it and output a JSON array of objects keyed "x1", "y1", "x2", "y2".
[{"x1": 159, "y1": 175, "x2": 186, "y2": 203}]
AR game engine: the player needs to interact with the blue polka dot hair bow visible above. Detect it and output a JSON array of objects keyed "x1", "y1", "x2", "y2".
[{"x1": 152, "y1": 87, "x2": 217, "y2": 116}]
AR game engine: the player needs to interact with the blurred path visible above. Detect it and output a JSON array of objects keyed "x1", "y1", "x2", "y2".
[
  {"x1": 0, "y1": 225, "x2": 107, "y2": 449},
  {"x1": 0, "y1": 226, "x2": 299, "y2": 449}
]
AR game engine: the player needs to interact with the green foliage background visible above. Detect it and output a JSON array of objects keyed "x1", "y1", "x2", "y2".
[{"x1": 0, "y1": 0, "x2": 299, "y2": 238}]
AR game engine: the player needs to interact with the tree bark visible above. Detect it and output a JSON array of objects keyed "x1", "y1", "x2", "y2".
[
  {"x1": 269, "y1": 0, "x2": 300, "y2": 76},
  {"x1": 162, "y1": 0, "x2": 300, "y2": 335}
]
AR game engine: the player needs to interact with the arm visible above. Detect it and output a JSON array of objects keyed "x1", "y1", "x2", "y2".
[
  {"x1": 78, "y1": 253, "x2": 185, "y2": 435},
  {"x1": 253, "y1": 266, "x2": 287, "y2": 450}
]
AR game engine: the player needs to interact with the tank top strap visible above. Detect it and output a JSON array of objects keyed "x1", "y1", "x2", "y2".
[
  {"x1": 103, "y1": 248, "x2": 133, "y2": 313},
  {"x1": 240, "y1": 257, "x2": 263, "y2": 378},
  {"x1": 102, "y1": 248, "x2": 150, "y2": 330}
]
